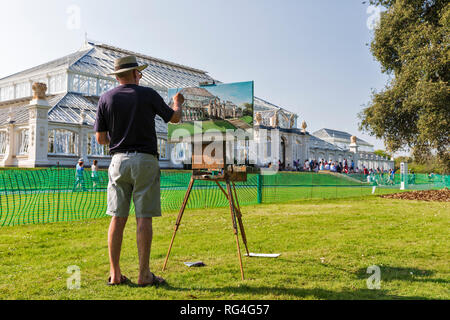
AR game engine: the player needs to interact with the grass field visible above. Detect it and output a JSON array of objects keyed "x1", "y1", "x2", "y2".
[{"x1": 0, "y1": 196, "x2": 448, "y2": 300}]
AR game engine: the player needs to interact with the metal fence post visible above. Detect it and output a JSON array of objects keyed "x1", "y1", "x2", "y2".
[
  {"x1": 257, "y1": 173, "x2": 263, "y2": 204},
  {"x1": 57, "y1": 162, "x2": 60, "y2": 222}
]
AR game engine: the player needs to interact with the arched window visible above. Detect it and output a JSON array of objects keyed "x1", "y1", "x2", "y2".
[
  {"x1": 18, "y1": 129, "x2": 29, "y2": 155},
  {"x1": 48, "y1": 129, "x2": 79, "y2": 155},
  {"x1": 0, "y1": 131, "x2": 7, "y2": 155},
  {"x1": 158, "y1": 138, "x2": 167, "y2": 160},
  {"x1": 87, "y1": 134, "x2": 109, "y2": 156}
]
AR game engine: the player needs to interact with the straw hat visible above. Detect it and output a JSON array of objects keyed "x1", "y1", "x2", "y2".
[{"x1": 107, "y1": 55, "x2": 148, "y2": 75}]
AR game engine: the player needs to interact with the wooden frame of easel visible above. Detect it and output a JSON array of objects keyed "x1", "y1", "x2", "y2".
[{"x1": 162, "y1": 141, "x2": 250, "y2": 280}]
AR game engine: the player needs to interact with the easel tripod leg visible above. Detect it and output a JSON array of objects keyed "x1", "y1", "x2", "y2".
[
  {"x1": 215, "y1": 181, "x2": 251, "y2": 256},
  {"x1": 232, "y1": 182, "x2": 250, "y2": 256},
  {"x1": 162, "y1": 177, "x2": 195, "y2": 271},
  {"x1": 227, "y1": 180, "x2": 245, "y2": 281}
]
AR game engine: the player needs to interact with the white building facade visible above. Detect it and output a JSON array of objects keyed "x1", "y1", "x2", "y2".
[{"x1": 0, "y1": 40, "x2": 393, "y2": 171}]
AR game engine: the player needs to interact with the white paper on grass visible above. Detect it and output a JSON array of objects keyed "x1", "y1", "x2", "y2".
[
  {"x1": 184, "y1": 261, "x2": 206, "y2": 267},
  {"x1": 245, "y1": 253, "x2": 281, "y2": 258}
]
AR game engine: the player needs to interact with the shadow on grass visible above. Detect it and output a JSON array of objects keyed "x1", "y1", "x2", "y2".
[
  {"x1": 121, "y1": 264, "x2": 442, "y2": 300},
  {"x1": 355, "y1": 266, "x2": 447, "y2": 284},
  {"x1": 158, "y1": 284, "x2": 429, "y2": 300}
]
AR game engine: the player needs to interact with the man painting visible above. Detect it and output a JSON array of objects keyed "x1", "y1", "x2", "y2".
[{"x1": 95, "y1": 55, "x2": 184, "y2": 287}]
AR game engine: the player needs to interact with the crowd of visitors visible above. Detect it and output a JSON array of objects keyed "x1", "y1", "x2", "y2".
[{"x1": 286, "y1": 158, "x2": 390, "y2": 175}]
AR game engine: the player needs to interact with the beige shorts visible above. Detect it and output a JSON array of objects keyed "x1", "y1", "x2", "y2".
[{"x1": 106, "y1": 152, "x2": 161, "y2": 218}]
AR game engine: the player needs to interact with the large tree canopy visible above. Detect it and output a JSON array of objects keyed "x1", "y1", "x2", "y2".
[{"x1": 360, "y1": 0, "x2": 449, "y2": 171}]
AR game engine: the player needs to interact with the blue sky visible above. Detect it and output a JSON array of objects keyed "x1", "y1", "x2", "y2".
[
  {"x1": 0, "y1": 0, "x2": 390, "y2": 150},
  {"x1": 203, "y1": 82, "x2": 254, "y2": 108}
]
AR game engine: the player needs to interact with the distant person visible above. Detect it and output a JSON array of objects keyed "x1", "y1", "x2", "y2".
[
  {"x1": 314, "y1": 163, "x2": 319, "y2": 173},
  {"x1": 410, "y1": 170, "x2": 416, "y2": 184},
  {"x1": 330, "y1": 163, "x2": 337, "y2": 172},
  {"x1": 91, "y1": 160, "x2": 100, "y2": 189},
  {"x1": 72, "y1": 159, "x2": 87, "y2": 192},
  {"x1": 390, "y1": 169, "x2": 395, "y2": 184},
  {"x1": 304, "y1": 160, "x2": 310, "y2": 172}
]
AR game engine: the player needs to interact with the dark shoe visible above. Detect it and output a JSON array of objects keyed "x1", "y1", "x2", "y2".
[
  {"x1": 107, "y1": 275, "x2": 130, "y2": 286},
  {"x1": 137, "y1": 273, "x2": 166, "y2": 287}
]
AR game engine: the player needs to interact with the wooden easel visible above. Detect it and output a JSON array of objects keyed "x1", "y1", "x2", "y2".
[{"x1": 162, "y1": 142, "x2": 250, "y2": 280}]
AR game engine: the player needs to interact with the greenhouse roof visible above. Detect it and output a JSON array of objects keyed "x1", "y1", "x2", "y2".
[
  {"x1": 308, "y1": 134, "x2": 345, "y2": 152},
  {"x1": 313, "y1": 128, "x2": 372, "y2": 146}
]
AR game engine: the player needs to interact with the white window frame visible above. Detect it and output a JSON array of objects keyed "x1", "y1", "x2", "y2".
[
  {"x1": 18, "y1": 129, "x2": 30, "y2": 155},
  {"x1": 0, "y1": 131, "x2": 8, "y2": 155},
  {"x1": 48, "y1": 129, "x2": 79, "y2": 156}
]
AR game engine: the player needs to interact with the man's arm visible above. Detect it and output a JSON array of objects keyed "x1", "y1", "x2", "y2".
[
  {"x1": 169, "y1": 93, "x2": 184, "y2": 124},
  {"x1": 96, "y1": 132, "x2": 110, "y2": 146}
]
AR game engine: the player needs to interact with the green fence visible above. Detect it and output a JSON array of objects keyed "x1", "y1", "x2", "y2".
[{"x1": 0, "y1": 167, "x2": 447, "y2": 227}]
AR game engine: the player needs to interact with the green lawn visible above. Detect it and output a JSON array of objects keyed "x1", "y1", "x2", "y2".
[{"x1": 0, "y1": 196, "x2": 448, "y2": 300}]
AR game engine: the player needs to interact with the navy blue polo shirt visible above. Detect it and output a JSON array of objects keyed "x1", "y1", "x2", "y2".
[{"x1": 94, "y1": 84, "x2": 174, "y2": 156}]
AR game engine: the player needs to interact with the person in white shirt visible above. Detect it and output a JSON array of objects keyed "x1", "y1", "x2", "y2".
[{"x1": 91, "y1": 160, "x2": 100, "y2": 189}]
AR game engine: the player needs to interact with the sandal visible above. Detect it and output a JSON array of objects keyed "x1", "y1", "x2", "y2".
[
  {"x1": 107, "y1": 275, "x2": 130, "y2": 286},
  {"x1": 137, "y1": 273, "x2": 166, "y2": 287}
]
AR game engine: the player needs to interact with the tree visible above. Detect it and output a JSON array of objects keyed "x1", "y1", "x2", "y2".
[
  {"x1": 359, "y1": 0, "x2": 449, "y2": 172},
  {"x1": 242, "y1": 103, "x2": 254, "y2": 117},
  {"x1": 374, "y1": 149, "x2": 391, "y2": 158}
]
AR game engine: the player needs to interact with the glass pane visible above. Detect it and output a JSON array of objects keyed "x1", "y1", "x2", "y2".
[
  {"x1": 70, "y1": 74, "x2": 80, "y2": 92},
  {"x1": 49, "y1": 129, "x2": 79, "y2": 155},
  {"x1": 88, "y1": 77, "x2": 97, "y2": 96},
  {"x1": 0, "y1": 132, "x2": 7, "y2": 154},
  {"x1": 19, "y1": 130, "x2": 29, "y2": 155},
  {"x1": 79, "y1": 76, "x2": 88, "y2": 94}
]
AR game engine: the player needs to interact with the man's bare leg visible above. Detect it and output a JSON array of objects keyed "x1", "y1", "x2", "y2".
[
  {"x1": 108, "y1": 216, "x2": 128, "y2": 284},
  {"x1": 136, "y1": 217, "x2": 163, "y2": 285}
]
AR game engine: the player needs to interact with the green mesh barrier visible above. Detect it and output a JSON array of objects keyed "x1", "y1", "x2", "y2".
[{"x1": 0, "y1": 168, "x2": 447, "y2": 227}]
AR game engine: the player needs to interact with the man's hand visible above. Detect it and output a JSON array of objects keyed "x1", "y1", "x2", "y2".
[
  {"x1": 96, "y1": 132, "x2": 110, "y2": 146},
  {"x1": 170, "y1": 93, "x2": 184, "y2": 124},
  {"x1": 173, "y1": 92, "x2": 185, "y2": 105}
]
